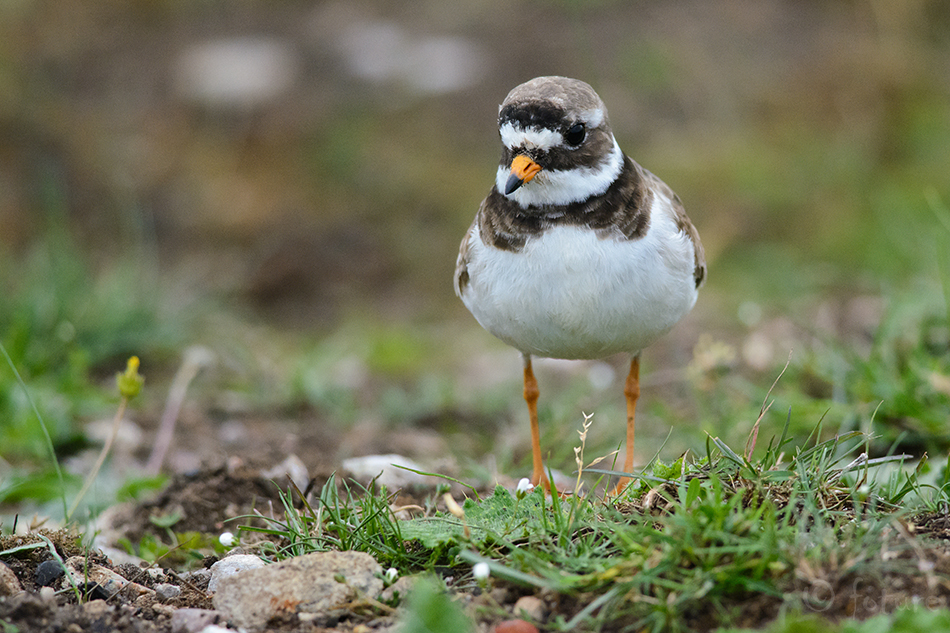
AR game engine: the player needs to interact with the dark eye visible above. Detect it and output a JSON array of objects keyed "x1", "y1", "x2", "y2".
[{"x1": 565, "y1": 123, "x2": 586, "y2": 146}]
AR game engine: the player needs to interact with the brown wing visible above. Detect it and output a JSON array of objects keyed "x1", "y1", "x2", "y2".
[
  {"x1": 640, "y1": 168, "x2": 706, "y2": 289},
  {"x1": 454, "y1": 217, "x2": 477, "y2": 298}
]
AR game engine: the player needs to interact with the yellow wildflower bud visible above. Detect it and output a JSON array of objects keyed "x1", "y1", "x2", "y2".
[{"x1": 117, "y1": 356, "x2": 144, "y2": 400}]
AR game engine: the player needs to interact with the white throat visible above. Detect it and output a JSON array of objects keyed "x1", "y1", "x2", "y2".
[{"x1": 496, "y1": 138, "x2": 624, "y2": 208}]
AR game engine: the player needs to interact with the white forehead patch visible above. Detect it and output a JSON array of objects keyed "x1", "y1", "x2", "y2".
[{"x1": 499, "y1": 122, "x2": 563, "y2": 151}]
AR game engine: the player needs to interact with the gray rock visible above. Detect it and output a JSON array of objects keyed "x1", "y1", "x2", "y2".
[
  {"x1": 213, "y1": 551, "x2": 383, "y2": 630},
  {"x1": 0, "y1": 562, "x2": 22, "y2": 596},
  {"x1": 170, "y1": 607, "x2": 224, "y2": 633},
  {"x1": 155, "y1": 583, "x2": 181, "y2": 600},
  {"x1": 262, "y1": 454, "x2": 309, "y2": 490},
  {"x1": 35, "y1": 560, "x2": 64, "y2": 586},
  {"x1": 208, "y1": 554, "x2": 265, "y2": 592},
  {"x1": 341, "y1": 454, "x2": 430, "y2": 488},
  {"x1": 145, "y1": 567, "x2": 168, "y2": 582}
]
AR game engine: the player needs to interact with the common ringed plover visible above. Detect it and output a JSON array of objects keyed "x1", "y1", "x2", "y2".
[{"x1": 455, "y1": 76, "x2": 705, "y2": 493}]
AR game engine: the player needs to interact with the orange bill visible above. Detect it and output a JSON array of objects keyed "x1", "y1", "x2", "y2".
[{"x1": 505, "y1": 154, "x2": 542, "y2": 195}]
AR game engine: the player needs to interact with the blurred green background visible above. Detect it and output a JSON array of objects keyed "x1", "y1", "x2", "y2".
[{"x1": 1, "y1": 0, "x2": 949, "y2": 513}]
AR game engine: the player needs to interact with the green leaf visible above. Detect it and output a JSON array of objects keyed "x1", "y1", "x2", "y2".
[
  {"x1": 149, "y1": 509, "x2": 183, "y2": 529},
  {"x1": 398, "y1": 576, "x2": 474, "y2": 633},
  {"x1": 685, "y1": 477, "x2": 702, "y2": 509},
  {"x1": 400, "y1": 485, "x2": 556, "y2": 549}
]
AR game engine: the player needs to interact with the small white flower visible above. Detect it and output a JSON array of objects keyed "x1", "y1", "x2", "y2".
[
  {"x1": 385, "y1": 567, "x2": 399, "y2": 583},
  {"x1": 218, "y1": 531, "x2": 235, "y2": 547},
  {"x1": 473, "y1": 562, "x2": 490, "y2": 581},
  {"x1": 516, "y1": 478, "x2": 534, "y2": 497}
]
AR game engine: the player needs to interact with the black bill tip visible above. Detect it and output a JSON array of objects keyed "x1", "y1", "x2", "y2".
[{"x1": 504, "y1": 173, "x2": 524, "y2": 195}]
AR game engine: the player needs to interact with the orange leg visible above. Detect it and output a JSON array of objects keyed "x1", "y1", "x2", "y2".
[
  {"x1": 522, "y1": 354, "x2": 552, "y2": 492},
  {"x1": 614, "y1": 355, "x2": 641, "y2": 494}
]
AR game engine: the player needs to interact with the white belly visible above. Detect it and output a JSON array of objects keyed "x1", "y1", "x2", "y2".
[{"x1": 461, "y1": 208, "x2": 698, "y2": 359}]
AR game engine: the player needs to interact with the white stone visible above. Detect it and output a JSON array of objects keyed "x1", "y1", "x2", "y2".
[
  {"x1": 342, "y1": 454, "x2": 429, "y2": 488},
  {"x1": 208, "y1": 554, "x2": 266, "y2": 593}
]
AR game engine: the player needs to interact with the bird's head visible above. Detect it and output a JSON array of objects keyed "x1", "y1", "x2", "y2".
[{"x1": 496, "y1": 76, "x2": 623, "y2": 208}]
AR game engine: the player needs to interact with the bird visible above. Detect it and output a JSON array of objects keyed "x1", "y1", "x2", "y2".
[{"x1": 454, "y1": 76, "x2": 706, "y2": 493}]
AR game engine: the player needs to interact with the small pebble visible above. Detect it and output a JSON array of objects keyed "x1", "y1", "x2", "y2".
[
  {"x1": 194, "y1": 626, "x2": 232, "y2": 633},
  {"x1": 379, "y1": 575, "x2": 414, "y2": 603},
  {"x1": 513, "y1": 595, "x2": 545, "y2": 621},
  {"x1": 36, "y1": 560, "x2": 65, "y2": 586},
  {"x1": 81, "y1": 599, "x2": 111, "y2": 617},
  {"x1": 261, "y1": 454, "x2": 309, "y2": 490},
  {"x1": 489, "y1": 587, "x2": 510, "y2": 603},
  {"x1": 0, "y1": 563, "x2": 22, "y2": 596},
  {"x1": 155, "y1": 583, "x2": 181, "y2": 601},
  {"x1": 170, "y1": 607, "x2": 222, "y2": 633},
  {"x1": 148, "y1": 602, "x2": 176, "y2": 617},
  {"x1": 145, "y1": 567, "x2": 167, "y2": 581},
  {"x1": 80, "y1": 582, "x2": 112, "y2": 601},
  {"x1": 494, "y1": 620, "x2": 540, "y2": 633},
  {"x1": 341, "y1": 454, "x2": 429, "y2": 487}
]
